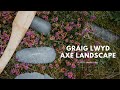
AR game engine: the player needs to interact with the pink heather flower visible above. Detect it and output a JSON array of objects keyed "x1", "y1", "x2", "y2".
[
  {"x1": 11, "y1": 68, "x2": 20, "y2": 76},
  {"x1": 42, "y1": 11, "x2": 50, "y2": 15},
  {"x1": 73, "y1": 58, "x2": 78, "y2": 63},
  {"x1": 75, "y1": 32, "x2": 79, "y2": 35},
  {"x1": 52, "y1": 17, "x2": 58, "y2": 22},
  {"x1": 78, "y1": 18, "x2": 81, "y2": 21},
  {"x1": 71, "y1": 63, "x2": 76, "y2": 68},
  {"x1": 41, "y1": 65, "x2": 46, "y2": 70},
  {"x1": 11, "y1": 68, "x2": 16, "y2": 74},
  {"x1": 77, "y1": 23, "x2": 81, "y2": 28},
  {"x1": 15, "y1": 69, "x2": 20, "y2": 76},
  {"x1": 23, "y1": 65, "x2": 29, "y2": 70},
  {"x1": 95, "y1": 41, "x2": 101, "y2": 46},
  {"x1": 55, "y1": 32, "x2": 62, "y2": 40},
  {"x1": 55, "y1": 63, "x2": 59, "y2": 68},
  {"x1": 69, "y1": 22, "x2": 74, "y2": 25},
  {"x1": 90, "y1": 15, "x2": 96, "y2": 21},
  {"x1": 53, "y1": 43, "x2": 56, "y2": 46},
  {"x1": 49, "y1": 64, "x2": 53, "y2": 69},
  {"x1": 70, "y1": 35, "x2": 73, "y2": 39},
  {"x1": 2, "y1": 11, "x2": 13, "y2": 22},
  {"x1": 20, "y1": 63, "x2": 29, "y2": 70},
  {"x1": 1, "y1": 32, "x2": 10, "y2": 41},
  {"x1": 42, "y1": 15, "x2": 48, "y2": 21},
  {"x1": 60, "y1": 68, "x2": 66, "y2": 73},
  {"x1": 50, "y1": 35, "x2": 55, "y2": 40},
  {"x1": 69, "y1": 22, "x2": 75, "y2": 27},
  {"x1": 61, "y1": 22, "x2": 64, "y2": 28},
  {"x1": 61, "y1": 33, "x2": 67, "y2": 40},
  {"x1": 74, "y1": 41, "x2": 80, "y2": 46},
  {"x1": 2, "y1": 11, "x2": 9, "y2": 17},
  {"x1": 85, "y1": 29, "x2": 91, "y2": 33},
  {"x1": 64, "y1": 72, "x2": 68, "y2": 76},
  {"x1": 0, "y1": 46, "x2": 4, "y2": 55},
  {"x1": 65, "y1": 39, "x2": 69, "y2": 43},
  {"x1": 61, "y1": 45, "x2": 66, "y2": 51},
  {"x1": 67, "y1": 71, "x2": 73, "y2": 79},
  {"x1": 65, "y1": 25, "x2": 73, "y2": 31},
  {"x1": 82, "y1": 30, "x2": 86, "y2": 36},
  {"x1": 82, "y1": 28, "x2": 91, "y2": 36},
  {"x1": 70, "y1": 40, "x2": 74, "y2": 43},
  {"x1": 82, "y1": 11, "x2": 89, "y2": 16},
  {"x1": 15, "y1": 64, "x2": 20, "y2": 69},
  {"x1": 54, "y1": 60, "x2": 57, "y2": 64},
  {"x1": 26, "y1": 30, "x2": 35, "y2": 37},
  {"x1": 28, "y1": 43, "x2": 32, "y2": 47},
  {"x1": 31, "y1": 34, "x2": 35, "y2": 39},
  {"x1": 69, "y1": 22, "x2": 76, "y2": 28},
  {"x1": 65, "y1": 61, "x2": 71, "y2": 66},
  {"x1": 71, "y1": 77, "x2": 76, "y2": 79},
  {"x1": 22, "y1": 32, "x2": 38, "y2": 47},
  {"x1": 35, "y1": 38, "x2": 39, "y2": 45},
  {"x1": 55, "y1": 32, "x2": 59, "y2": 37}
]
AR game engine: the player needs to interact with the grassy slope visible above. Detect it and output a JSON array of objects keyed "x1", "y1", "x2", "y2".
[
  {"x1": 94, "y1": 11, "x2": 120, "y2": 48},
  {"x1": 94, "y1": 11, "x2": 120, "y2": 35},
  {"x1": 93, "y1": 11, "x2": 120, "y2": 78}
]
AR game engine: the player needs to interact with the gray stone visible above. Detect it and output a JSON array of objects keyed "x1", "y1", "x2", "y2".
[
  {"x1": 90, "y1": 24, "x2": 120, "y2": 42},
  {"x1": 15, "y1": 72, "x2": 53, "y2": 79},
  {"x1": 16, "y1": 47, "x2": 56, "y2": 64},
  {"x1": 30, "y1": 16, "x2": 51, "y2": 35},
  {"x1": 44, "y1": 74, "x2": 54, "y2": 79}
]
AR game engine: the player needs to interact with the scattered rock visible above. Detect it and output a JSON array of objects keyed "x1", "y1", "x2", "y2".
[
  {"x1": 44, "y1": 74, "x2": 54, "y2": 79},
  {"x1": 15, "y1": 72, "x2": 53, "y2": 79},
  {"x1": 16, "y1": 47, "x2": 56, "y2": 64},
  {"x1": 91, "y1": 24, "x2": 120, "y2": 42},
  {"x1": 30, "y1": 16, "x2": 51, "y2": 35}
]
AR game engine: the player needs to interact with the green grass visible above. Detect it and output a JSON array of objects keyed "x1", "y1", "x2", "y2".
[{"x1": 94, "y1": 11, "x2": 120, "y2": 35}]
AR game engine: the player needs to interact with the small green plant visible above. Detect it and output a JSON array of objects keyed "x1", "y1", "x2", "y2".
[{"x1": 107, "y1": 11, "x2": 120, "y2": 25}]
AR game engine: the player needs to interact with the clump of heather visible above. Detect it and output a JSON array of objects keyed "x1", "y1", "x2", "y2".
[
  {"x1": 20, "y1": 29, "x2": 40, "y2": 47},
  {"x1": 11, "y1": 63, "x2": 30, "y2": 76}
]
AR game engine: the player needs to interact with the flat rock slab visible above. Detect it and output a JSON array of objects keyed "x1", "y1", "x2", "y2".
[
  {"x1": 15, "y1": 72, "x2": 54, "y2": 79},
  {"x1": 30, "y1": 16, "x2": 51, "y2": 35},
  {"x1": 91, "y1": 24, "x2": 120, "y2": 42},
  {"x1": 16, "y1": 47, "x2": 56, "y2": 64}
]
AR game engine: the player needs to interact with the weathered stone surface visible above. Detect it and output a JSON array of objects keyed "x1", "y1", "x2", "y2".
[
  {"x1": 44, "y1": 74, "x2": 54, "y2": 79},
  {"x1": 91, "y1": 24, "x2": 120, "y2": 42},
  {"x1": 15, "y1": 72, "x2": 53, "y2": 79},
  {"x1": 30, "y1": 16, "x2": 51, "y2": 35},
  {"x1": 16, "y1": 47, "x2": 56, "y2": 64}
]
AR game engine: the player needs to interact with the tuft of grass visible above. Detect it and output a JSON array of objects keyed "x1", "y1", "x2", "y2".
[{"x1": 94, "y1": 11, "x2": 120, "y2": 35}]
